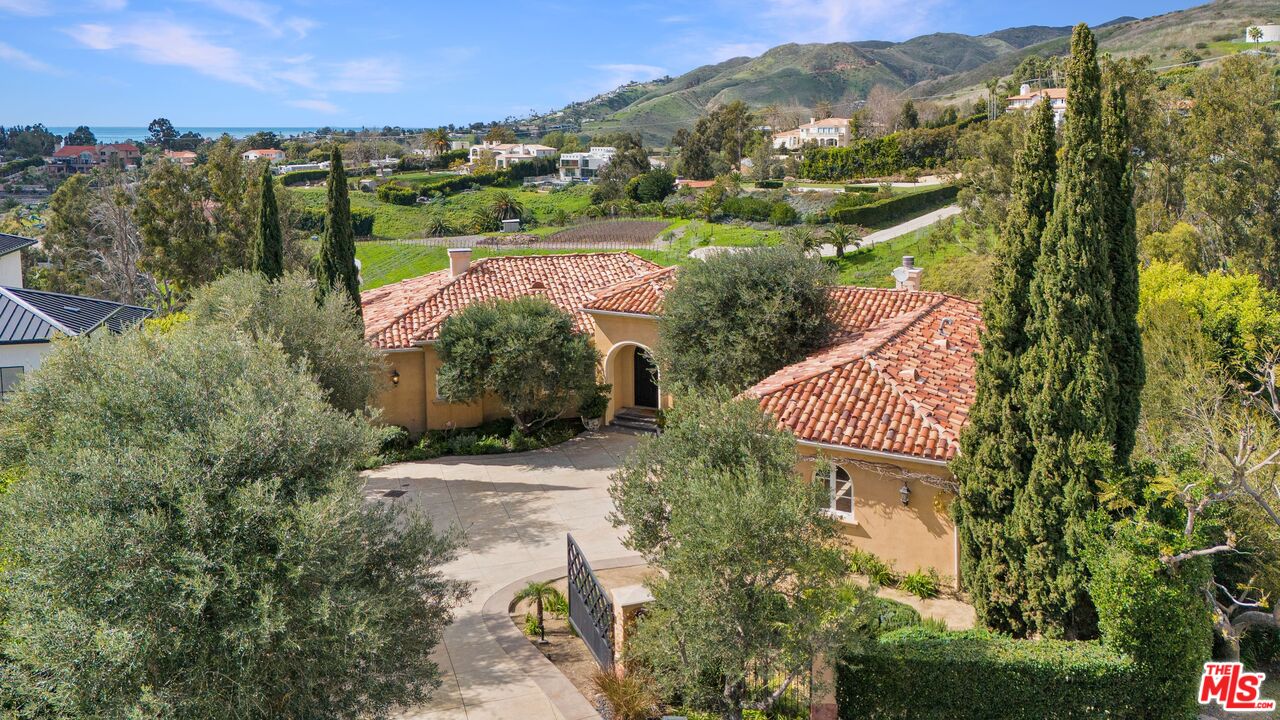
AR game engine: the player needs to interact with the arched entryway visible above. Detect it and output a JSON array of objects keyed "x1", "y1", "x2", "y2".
[{"x1": 602, "y1": 342, "x2": 662, "y2": 426}]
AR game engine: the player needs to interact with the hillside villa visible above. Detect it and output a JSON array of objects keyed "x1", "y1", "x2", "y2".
[
  {"x1": 163, "y1": 149, "x2": 198, "y2": 166},
  {"x1": 0, "y1": 233, "x2": 153, "y2": 397},
  {"x1": 362, "y1": 250, "x2": 978, "y2": 584},
  {"x1": 1007, "y1": 84, "x2": 1068, "y2": 126},
  {"x1": 48, "y1": 142, "x2": 142, "y2": 175},
  {"x1": 772, "y1": 117, "x2": 853, "y2": 150},
  {"x1": 241, "y1": 148, "x2": 287, "y2": 162},
  {"x1": 467, "y1": 141, "x2": 556, "y2": 171}
]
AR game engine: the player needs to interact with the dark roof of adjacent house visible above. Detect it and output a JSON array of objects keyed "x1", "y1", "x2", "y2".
[
  {"x1": 0, "y1": 234, "x2": 36, "y2": 258},
  {"x1": 0, "y1": 287, "x2": 153, "y2": 344}
]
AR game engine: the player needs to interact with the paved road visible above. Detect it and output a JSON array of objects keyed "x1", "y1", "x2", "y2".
[
  {"x1": 817, "y1": 205, "x2": 962, "y2": 257},
  {"x1": 366, "y1": 430, "x2": 642, "y2": 720}
]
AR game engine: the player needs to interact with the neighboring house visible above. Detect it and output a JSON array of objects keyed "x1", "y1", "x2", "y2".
[
  {"x1": 275, "y1": 161, "x2": 330, "y2": 174},
  {"x1": 99, "y1": 143, "x2": 142, "y2": 169},
  {"x1": 559, "y1": 146, "x2": 616, "y2": 181},
  {"x1": 362, "y1": 251, "x2": 980, "y2": 582},
  {"x1": 0, "y1": 233, "x2": 152, "y2": 394},
  {"x1": 1007, "y1": 84, "x2": 1068, "y2": 126},
  {"x1": 772, "y1": 117, "x2": 853, "y2": 150},
  {"x1": 241, "y1": 148, "x2": 287, "y2": 163},
  {"x1": 468, "y1": 141, "x2": 556, "y2": 170},
  {"x1": 163, "y1": 150, "x2": 198, "y2": 166},
  {"x1": 1244, "y1": 25, "x2": 1280, "y2": 42},
  {"x1": 48, "y1": 145, "x2": 99, "y2": 176}
]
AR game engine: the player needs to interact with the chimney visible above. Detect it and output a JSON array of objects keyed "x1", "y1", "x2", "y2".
[
  {"x1": 892, "y1": 256, "x2": 923, "y2": 291},
  {"x1": 448, "y1": 248, "x2": 472, "y2": 278},
  {"x1": 809, "y1": 117, "x2": 816, "y2": 124},
  {"x1": 1020, "y1": 83, "x2": 1032, "y2": 96}
]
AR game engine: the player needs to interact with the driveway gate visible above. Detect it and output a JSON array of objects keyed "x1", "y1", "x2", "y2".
[{"x1": 567, "y1": 533, "x2": 614, "y2": 669}]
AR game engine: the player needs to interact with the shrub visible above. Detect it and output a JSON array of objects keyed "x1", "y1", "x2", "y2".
[
  {"x1": 769, "y1": 202, "x2": 799, "y2": 226},
  {"x1": 837, "y1": 627, "x2": 1147, "y2": 720},
  {"x1": 626, "y1": 169, "x2": 676, "y2": 203},
  {"x1": 829, "y1": 185, "x2": 959, "y2": 226},
  {"x1": 721, "y1": 195, "x2": 775, "y2": 222},
  {"x1": 849, "y1": 548, "x2": 898, "y2": 586},
  {"x1": 0, "y1": 156, "x2": 44, "y2": 176},
  {"x1": 376, "y1": 182, "x2": 418, "y2": 206},
  {"x1": 756, "y1": 179, "x2": 783, "y2": 189},
  {"x1": 854, "y1": 597, "x2": 923, "y2": 638},
  {"x1": 293, "y1": 207, "x2": 373, "y2": 237},
  {"x1": 901, "y1": 568, "x2": 941, "y2": 599},
  {"x1": 579, "y1": 383, "x2": 611, "y2": 420},
  {"x1": 280, "y1": 168, "x2": 329, "y2": 186},
  {"x1": 592, "y1": 669, "x2": 659, "y2": 720},
  {"x1": 522, "y1": 613, "x2": 542, "y2": 638}
]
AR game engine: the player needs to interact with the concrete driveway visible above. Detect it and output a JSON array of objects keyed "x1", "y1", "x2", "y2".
[{"x1": 364, "y1": 429, "x2": 642, "y2": 720}]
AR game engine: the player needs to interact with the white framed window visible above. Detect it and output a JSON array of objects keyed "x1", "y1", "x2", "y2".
[{"x1": 820, "y1": 465, "x2": 855, "y2": 522}]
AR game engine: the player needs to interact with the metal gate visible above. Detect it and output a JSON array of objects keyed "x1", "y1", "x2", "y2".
[{"x1": 567, "y1": 533, "x2": 614, "y2": 669}]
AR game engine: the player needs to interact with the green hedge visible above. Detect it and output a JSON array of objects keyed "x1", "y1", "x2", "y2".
[
  {"x1": 294, "y1": 207, "x2": 374, "y2": 237},
  {"x1": 280, "y1": 166, "x2": 375, "y2": 187},
  {"x1": 829, "y1": 185, "x2": 958, "y2": 226},
  {"x1": 376, "y1": 182, "x2": 418, "y2": 206},
  {"x1": 0, "y1": 156, "x2": 45, "y2": 176},
  {"x1": 799, "y1": 126, "x2": 958, "y2": 181},
  {"x1": 837, "y1": 627, "x2": 1146, "y2": 720},
  {"x1": 755, "y1": 179, "x2": 783, "y2": 189}
]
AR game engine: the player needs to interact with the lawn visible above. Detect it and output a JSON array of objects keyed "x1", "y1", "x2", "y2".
[
  {"x1": 293, "y1": 185, "x2": 596, "y2": 240},
  {"x1": 827, "y1": 221, "x2": 994, "y2": 300}
]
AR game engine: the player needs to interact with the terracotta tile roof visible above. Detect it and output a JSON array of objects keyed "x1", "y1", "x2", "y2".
[
  {"x1": 746, "y1": 293, "x2": 981, "y2": 462},
  {"x1": 361, "y1": 252, "x2": 662, "y2": 349},
  {"x1": 827, "y1": 286, "x2": 942, "y2": 340},
  {"x1": 52, "y1": 145, "x2": 96, "y2": 157},
  {"x1": 583, "y1": 266, "x2": 678, "y2": 316}
]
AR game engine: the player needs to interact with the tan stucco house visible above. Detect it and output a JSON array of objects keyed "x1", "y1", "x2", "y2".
[{"x1": 361, "y1": 249, "x2": 979, "y2": 583}]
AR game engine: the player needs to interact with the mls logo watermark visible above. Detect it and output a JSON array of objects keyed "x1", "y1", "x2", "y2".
[{"x1": 1199, "y1": 662, "x2": 1276, "y2": 713}]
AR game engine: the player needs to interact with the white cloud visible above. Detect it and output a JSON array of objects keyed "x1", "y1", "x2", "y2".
[
  {"x1": 591, "y1": 63, "x2": 666, "y2": 93},
  {"x1": 0, "y1": 40, "x2": 56, "y2": 72},
  {"x1": 67, "y1": 21, "x2": 261, "y2": 88},
  {"x1": 709, "y1": 42, "x2": 768, "y2": 61},
  {"x1": 0, "y1": 0, "x2": 50, "y2": 15},
  {"x1": 755, "y1": 0, "x2": 939, "y2": 43},
  {"x1": 89, "y1": 0, "x2": 128, "y2": 10},
  {"x1": 193, "y1": 0, "x2": 316, "y2": 38},
  {"x1": 659, "y1": 14, "x2": 692, "y2": 23},
  {"x1": 289, "y1": 98, "x2": 339, "y2": 113},
  {"x1": 330, "y1": 58, "x2": 403, "y2": 93}
]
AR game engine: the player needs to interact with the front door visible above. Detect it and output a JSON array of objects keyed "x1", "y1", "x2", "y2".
[{"x1": 633, "y1": 348, "x2": 659, "y2": 409}]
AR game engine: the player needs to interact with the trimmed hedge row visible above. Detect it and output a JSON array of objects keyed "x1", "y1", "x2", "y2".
[
  {"x1": 294, "y1": 207, "x2": 375, "y2": 237},
  {"x1": 280, "y1": 166, "x2": 375, "y2": 186},
  {"x1": 376, "y1": 182, "x2": 418, "y2": 206},
  {"x1": 837, "y1": 627, "x2": 1147, "y2": 720},
  {"x1": 799, "y1": 126, "x2": 958, "y2": 181},
  {"x1": 829, "y1": 185, "x2": 958, "y2": 226}
]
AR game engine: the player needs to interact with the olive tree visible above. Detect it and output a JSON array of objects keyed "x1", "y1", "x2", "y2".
[
  {"x1": 184, "y1": 270, "x2": 384, "y2": 414},
  {"x1": 436, "y1": 296, "x2": 600, "y2": 433},
  {"x1": 0, "y1": 324, "x2": 469, "y2": 719},
  {"x1": 610, "y1": 393, "x2": 863, "y2": 720},
  {"x1": 657, "y1": 246, "x2": 833, "y2": 393}
]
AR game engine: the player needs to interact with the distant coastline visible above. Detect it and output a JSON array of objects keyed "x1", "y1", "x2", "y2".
[{"x1": 43, "y1": 127, "x2": 365, "y2": 144}]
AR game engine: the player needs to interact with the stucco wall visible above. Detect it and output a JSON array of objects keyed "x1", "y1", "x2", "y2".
[
  {"x1": 375, "y1": 349, "x2": 428, "y2": 436},
  {"x1": 0, "y1": 253, "x2": 23, "y2": 288},
  {"x1": 589, "y1": 312, "x2": 673, "y2": 421},
  {"x1": 796, "y1": 447, "x2": 959, "y2": 585},
  {"x1": 0, "y1": 342, "x2": 51, "y2": 374}
]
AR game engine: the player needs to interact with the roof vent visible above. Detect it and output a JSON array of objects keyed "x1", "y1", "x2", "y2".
[
  {"x1": 899, "y1": 368, "x2": 919, "y2": 382},
  {"x1": 530, "y1": 280, "x2": 547, "y2": 289},
  {"x1": 62, "y1": 305, "x2": 81, "y2": 313}
]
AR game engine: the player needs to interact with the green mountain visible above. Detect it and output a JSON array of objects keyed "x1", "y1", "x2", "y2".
[{"x1": 563, "y1": 0, "x2": 1275, "y2": 144}]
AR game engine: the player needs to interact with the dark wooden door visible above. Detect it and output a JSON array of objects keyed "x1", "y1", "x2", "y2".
[{"x1": 633, "y1": 348, "x2": 659, "y2": 408}]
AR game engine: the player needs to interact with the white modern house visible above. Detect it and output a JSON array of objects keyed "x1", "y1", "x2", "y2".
[
  {"x1": 0, "y1": 233, "x2": 152, "y2": 396},
  {"x1": 1244, "y1": 25, "x2": 1280, "y2": 43},
  {"x1": 1007, "y1": 84, "x2": 1068, "y2": 126},
  {"x1": 772, "y1": 117, "x2": 852, "y2": 150},
  {"x1": 241, "y1": 148, "x2": 287, "y2": 162},
  {"x1": 559, "y1": 146, "x2": 616, "y2": 181}
]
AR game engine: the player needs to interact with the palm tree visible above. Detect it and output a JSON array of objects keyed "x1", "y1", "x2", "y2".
[
  {"x1": 514, "y1": 581, "x2": 565, "y2": 642},
  {"x1": 985, "y1": 77, "x2": 1001, "y2": 120},
  {"x1": 823, "y1": 224, "x2": 858, "y2": 258},
  {"x1": 428, "y1": 128, "x2": 451, "y2": 156},
  {"x1": 1248, "y1": 26, "x2": 1264, "y2": 46},
  {"x1": 489, "y1": 191, "x2": 525, "y2": 221},
  {"x1": 784, "y1": 225, "x2": 819, "y2": 253}
]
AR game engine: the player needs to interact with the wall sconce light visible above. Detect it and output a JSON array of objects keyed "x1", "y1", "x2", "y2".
[
  {"x1": 899, "y1": 480, "x2": 912, "y2": 507},
  {"x1": 391, "y1": 369, "x2": 400, "y2": 386}
]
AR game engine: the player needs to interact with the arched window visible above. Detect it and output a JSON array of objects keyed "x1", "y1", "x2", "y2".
[{"x1": 820, "y1": 465, "x2": 854, "y2": 522}]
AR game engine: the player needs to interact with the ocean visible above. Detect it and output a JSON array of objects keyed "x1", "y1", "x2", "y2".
[{"x1": 43, "y1": 126, "x2": 361, "y2": 143}]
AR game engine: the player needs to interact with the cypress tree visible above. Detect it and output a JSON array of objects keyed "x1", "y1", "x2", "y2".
[
  {"x1": 1102, "y1": 76, "x2": 1144, "y2": 465},
  {"x1": 952, "y1": 97, "x2": 1057, "y2": 636},
  {"x1": 1016, "y1": 24, "x2": 1116, "y2": 640},
  {"x1": 253, "y1": 165, "x2": 284, "y2": 280},
  {"x1": 319, "y1": 146, "x2": 362, "y2": 318}
]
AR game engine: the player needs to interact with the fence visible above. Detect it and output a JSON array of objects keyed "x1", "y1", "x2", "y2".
[{"x1": 567, "y1": 533, "x2": 615, "y2": 669}]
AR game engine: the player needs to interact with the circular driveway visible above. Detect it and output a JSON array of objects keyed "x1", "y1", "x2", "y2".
[{"x1": 365, "y1": 429, "x2": 642, "y2": 720}]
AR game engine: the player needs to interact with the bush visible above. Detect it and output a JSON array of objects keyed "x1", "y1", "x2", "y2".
[
  {"x1": 837, "y1": 627, "x2": 1148, "y2": 720},
  {"x1": 626, "y1": 169, "x2": 676, "y2": 203},
  {"x1": 756, "y1": 179, "x2": 783, "y2": 189},
  {"x1": 769, "y1": 202, "x2": 799, "y2": 226},
  {"x1": 854, "y1": 597, "x2": 923, "y2": 637},
  {"x1": 901, "y1": 568, "x2": 941, "y2": 599},
  {"x1": 280, "y1": 168, "x2": 330, "y2": 186},
  {"x1": 293, "y1": 207, "x2": 374, "y2": 237},
  {"x1": 721, "y1": 195, "x2": 775, "y2": 222},
  {"x1": 0, "y1": 156, "x2": 44, "y2": 176},
  {"x1": 829, "y1": 185, "x2": 959, "y2": 226},
  {"x1": 579, "y1": 383, "x2": 611, "y2": 420},
  {"x1": 376, "y1": 182, "x2": 418, "y2": 206},
  {"x1": 592, "y1": 669, "x2": 659, "y2": 720},
  {"x1": 850, "y1": 549, "x2": 898, "y2": 587}
]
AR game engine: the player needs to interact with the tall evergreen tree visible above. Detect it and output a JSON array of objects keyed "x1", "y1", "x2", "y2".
[
  {"x1": 952, "y1": 98, "x2": 1057, "y2": 635},
  {"x1": 253, "y1": 165, "x2": 284, "y2": 280},
  {"x1": 1016, "y1": 24, "x2": 1116, "y2": 639},
  {"x1": 1102, "y1": 75, "x2": 1144, "y2": 465},
  {"x1": 319, "y1": 146, "x2": 362, "y2": 318}
]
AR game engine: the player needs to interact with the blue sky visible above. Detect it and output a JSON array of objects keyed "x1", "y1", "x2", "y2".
[{"x1": 0, "y1": 0, "x2": 1202, "y2": 127}]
